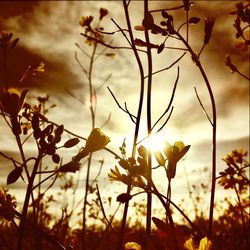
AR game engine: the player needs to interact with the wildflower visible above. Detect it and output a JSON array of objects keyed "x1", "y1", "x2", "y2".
[
  {"x1": 79, "y1": 16, "x2": 93, "y2": 28},
  {"x1": 163, "y1": 141, "x2": 190, "y2": 179},
  {"x1": 0, "y1": 31, "x2": 19, "y2": 50},
  {"x1": 124, "y1": 242, "x2": 142, "y2": 250},
  {"x1": 0, "y1": 187, "x2": 16, "y2": 222},
  {"x1": 0, "y1": 88, "x2": 28, "y2": 117},
  {"x1": 99, "y1": 8, "x2": 108, "y2": 20},
  {"x1": 184, "y1": 236, "x2": 212, "y2": 250},
  {"x1": 73, "y1": 128, "x2": 110, "y2": 162},
  {"x1": 84, "y1": 128, "x2": 110, "y2": 152}
]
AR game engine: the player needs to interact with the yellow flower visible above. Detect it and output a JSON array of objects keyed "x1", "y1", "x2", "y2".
[
  {"x1": 0, "y1": 88, "x2": 28, "y2": 117},
  {"x1": 124, "y1": 242, "x2": 141, "y2": 250},
  {"x1": 84, "y1": 128, "x2": 110, "y2": 153},
  {"x1": 73, "y1": 128, "x2": 110, "y2": 162}
]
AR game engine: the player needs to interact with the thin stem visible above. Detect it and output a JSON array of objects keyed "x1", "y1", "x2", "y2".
[
  {"x1": 116, "y1": 1, "x2": 145, "y2": 249},
  {"x1": 149, "y1": 2, "x2": 194, "y2": 13},
  {"x1": 175, "y1": 30, "x2": 217, "y2": 239},
  {"x1": 152, "y1": 67, "x2": 179, "y2": 131},
  {"x1": 17, "y1": 153, "x2": 43, "y2": 250},
  {"x1": 235, "y1": 68, "x2": 250, "y2": 81},
  {"x1": 194, "y1": 87, "x2": 213, "y2": 126},
  {"x1": 144, "y1": 0, "x2": 153, "y2": 236},
  {"x1": 2, "y1": 49, "x2": 9, "y2": 89},
  {"x1": 233, "y1": 183, "x2": 246, "y2": 230}
]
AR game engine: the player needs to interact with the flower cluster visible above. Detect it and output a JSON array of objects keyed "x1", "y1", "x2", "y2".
[{"x1": 219, "y1": 149, "x2": 249, "y2": 192}]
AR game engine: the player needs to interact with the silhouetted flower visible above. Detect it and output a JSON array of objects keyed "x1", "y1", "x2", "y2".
[
  {"x1": 99, "y1": 8, "x2": 108, "y2": 20},
  {"x1": 79, "y1": 16, "x2": 93, "y2": 28},
  {"x1": 0, "y1": 187, "x2": 16, "y2": 222},
  {"x1": 0, "y1": 88, "x2": 28, "y2": 117}
]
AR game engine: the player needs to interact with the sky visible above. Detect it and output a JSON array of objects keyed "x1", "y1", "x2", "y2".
[{"x1": 0, "y1": 1, "x2": 249, "y2": 225}]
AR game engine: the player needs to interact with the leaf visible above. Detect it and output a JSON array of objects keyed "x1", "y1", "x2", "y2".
[
  {"x1": 152, "y1": 217, "x2": 169, "y2": 232},
  {"x1": 116, "y1": 193, "x2": 132, "y2": 203},
  {"x1": 134, "y1": 25, "x2": 145, "y2": 31},
  {"x1": 161, "y1": 11, "x2": 168, "y2": 18},
  {"x1": 43, "y1": 124, "x2": 54, "y2": 136},
  {"x1": 52, "y1": 154, "x2": 60, "y2": 164},
  {"x1": 54, "y1": 125, "x2": 64, "y2": 137},
  {"x1": 157, "y1": 43, "x2": 165, "y2": 54},
  {"x1": 32, "y1": 113, "x2": 40, "y2": 130},
  {"x1": 59, "y1": 161, "x2": 81, "y2": 173},
  {"x1": 204, "y1": 17, "x2": 215, "y2": 45},
  {"x1": 189, "y1": 17, "x2": 201, "y2": 24},
  {"x1": 134, "y1": 38, "x2": 147, "y2": 47},
  {"x1": 142, "y1": 11, "x2": 154, "y2": 30},
  {"x1": 64, "y1": 138, "x2": 80, "y2": 148},
  {"x1": 7, "y1": 167, "x2": 23, "y2": 185}
]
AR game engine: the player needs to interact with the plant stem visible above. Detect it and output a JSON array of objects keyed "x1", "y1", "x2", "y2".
[
  {"x1": 144, "y1": 0, "x2": 153, "y2": 236},
  {"x1": 116, "y1": 1, "x2": 145, "y2": 249},
  {"x1": 17, "y1": 153, "x2": 42, "y2": 250},
  {"x1": 81, "y1": 28, "x2": 98, "y2": 250},
  {"x1": 175, "y1": 31, "x2": 217, "y2": 239}
]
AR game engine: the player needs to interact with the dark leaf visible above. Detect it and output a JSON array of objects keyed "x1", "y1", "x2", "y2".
[
  {"x1": 46, "y1": 143, "x2": 56, "y2": 155},
  {"x1": 59, "y1": 161, "x2": 81, "y2": 173},
  {"x1": 134, "y1": 38, "x2": 147, "y2": 47},
  {"x1": 43, "y1": 124, "x2": 54, "y2": 136},
  {"x1": 52, "y1": 154, "x2": 60, "y2": 164},
  {"x1": 142, "y1": 11, "x2": 154, "y2": 30},
  {"x1": 54, "y1": 125, "x2": 64, "y2": 137},
  {"x1": 33, "y1": 127, "x2": 41, "y2": 140},
  {"x1": 161, "y1": 11, "x2": 168, "y2": 18},
  {"x1": 189, "y1": 17, "x2": 201, "y2": 24},
  {"x1": 64, "y1": 138, "x2": 80, "y2": 148},
  {"x1": 157, "y1": 43, "x2": 165, "y2": 54},
  {"x1": 152, "y1": 217, "x2": 169, "y2": 232},
  {"x1": 204, "y1": 17, "x2": 215, "y2": 45},
  {"x1": 116, "y1": 193, "x2": 132, "y2": 203},
  {"x1": 32, "y1": 113, "x2": 40, "y2": 130},
  {"x1": 7, "y1": 167, "x2": 23, "y2": 185}
]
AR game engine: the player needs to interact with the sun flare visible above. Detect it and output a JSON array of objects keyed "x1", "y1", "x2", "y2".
[{"x1": 143, "y1": 131, "x2": 174, "y2": 152}]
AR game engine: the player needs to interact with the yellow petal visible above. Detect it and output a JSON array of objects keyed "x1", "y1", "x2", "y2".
[{"x1": 198, "y1": 237, "x2": 212, "y2": 250}]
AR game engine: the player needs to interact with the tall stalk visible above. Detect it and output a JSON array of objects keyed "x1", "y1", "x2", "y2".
[
  {"x1": 175, "y1": 31, "x2": 217, "y2": 239},
  {"x1": 82, "y1": 31, "x2": 98, "y2": 250},
  {"x1": 116, "y1": 1, "x2": 145, "y2": 249},
  {"x1": 17, "y1": 153, "x2": 43, "y2": 250},
  {"x1": 143, "y1": 0, "x2": 153, "y2": 236}
]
